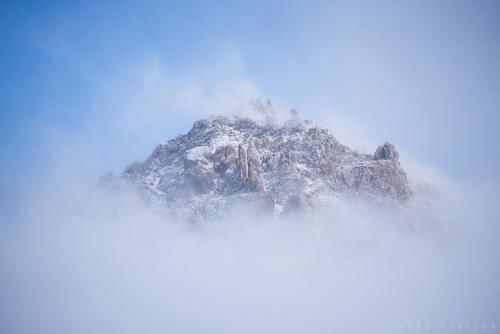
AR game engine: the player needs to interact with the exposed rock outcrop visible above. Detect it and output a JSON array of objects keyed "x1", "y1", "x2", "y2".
[
  {"x1": 374, "y1": 142, "x2": 399, "y2": 161},
  {"x1": 246, "y1": 141, "x2": 263, "y2": 191},
  {"x1": 238, "y1": 144, "x2": 248, "y2": 181},
  {"x1": 110, "y1": 106, "x2": 412, "y2": 220},
  {"x1": 184, "y1": 146, "x2": 213, "y2": 193}
]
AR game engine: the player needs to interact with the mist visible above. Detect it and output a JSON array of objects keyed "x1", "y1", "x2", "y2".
[
  {"x1": 1, "y1": 52, "x2": 499, "y2": 334},
  {"x1": 1, "y1": 150, "x2": 499, "y2": 333},
  {"x1": 1, "y1": 53, "x2": 499, "y2": 334},
  {"x1": 2, "y1": 1, "x2": 500, "y2": 332}
]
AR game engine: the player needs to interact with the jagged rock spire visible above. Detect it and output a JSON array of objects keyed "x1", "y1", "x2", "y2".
[
  {"x1": 249, "y1": 98, "x2": 276, "y2": 126},
  {"x1": 374, "y1": 142, "x2": 399, "y2": 161}
]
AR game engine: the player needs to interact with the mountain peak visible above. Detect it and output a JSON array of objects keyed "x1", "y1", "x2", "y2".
[{"x1": 105, "y1": 113, "x2": 411, "y2": 220}]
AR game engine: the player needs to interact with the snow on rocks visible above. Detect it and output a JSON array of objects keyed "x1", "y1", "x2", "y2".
[{"x1": 104, "y1": 103, "x2": 412, "y2": 220}]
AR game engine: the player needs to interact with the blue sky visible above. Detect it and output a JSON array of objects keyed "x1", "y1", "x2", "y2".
[
  {"x1": 2, "y1": 3, "x2": 500, "y2": 331},
  {"x1": 1, "y1": 0, "x2": 500, "y2": 213}
]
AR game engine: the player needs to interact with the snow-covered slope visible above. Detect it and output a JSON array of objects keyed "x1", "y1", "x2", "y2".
[{"x1": 103, "y1": 103, "x2": 412, "y2": 220}]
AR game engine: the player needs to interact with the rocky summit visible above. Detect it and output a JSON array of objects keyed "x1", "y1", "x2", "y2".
[{"x1": 103, "y1": 101, "x2": 412, "y2": 220}]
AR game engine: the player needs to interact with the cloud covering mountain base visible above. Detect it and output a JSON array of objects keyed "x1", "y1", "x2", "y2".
[{"x1": 1, "y1": 178, "x2": 499, "y2": 334}]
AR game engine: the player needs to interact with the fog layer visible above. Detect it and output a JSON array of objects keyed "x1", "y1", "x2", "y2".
[{"x1": 1, "y1": 173, "x2": 499, "y2": 333}]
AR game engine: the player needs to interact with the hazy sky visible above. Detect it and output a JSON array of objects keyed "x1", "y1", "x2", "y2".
[
  {"x1": 1, "y1": 2, "x2": 500, "y2": 333},
  {"x1": 1, "y1": 0, "x2": 500, "y2": 209}
]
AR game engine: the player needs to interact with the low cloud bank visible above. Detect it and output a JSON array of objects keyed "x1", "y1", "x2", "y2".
[
  {"x1": 1, "y1": 52, "x2": 498, "y2": 333},
  {"x1": 1, "y1": 172, "x2": 499, "y2": 334}
]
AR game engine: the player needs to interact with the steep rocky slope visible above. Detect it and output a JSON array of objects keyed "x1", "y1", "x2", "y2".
[{"x1": 103, "y1": 103, "x2": 412, "y2": 220}]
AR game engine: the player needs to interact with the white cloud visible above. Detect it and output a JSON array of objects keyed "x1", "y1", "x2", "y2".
[
  {"x1": 1, "y1": 174, "x2": 499, "y2": 334},
  {"x1": 3, "y1": 48, "x2": 498, "y2": 334}
]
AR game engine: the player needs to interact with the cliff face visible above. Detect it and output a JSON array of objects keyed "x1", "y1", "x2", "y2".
[{"x1": 106, "y1": 109, "x2": 412, "y2": 220}]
